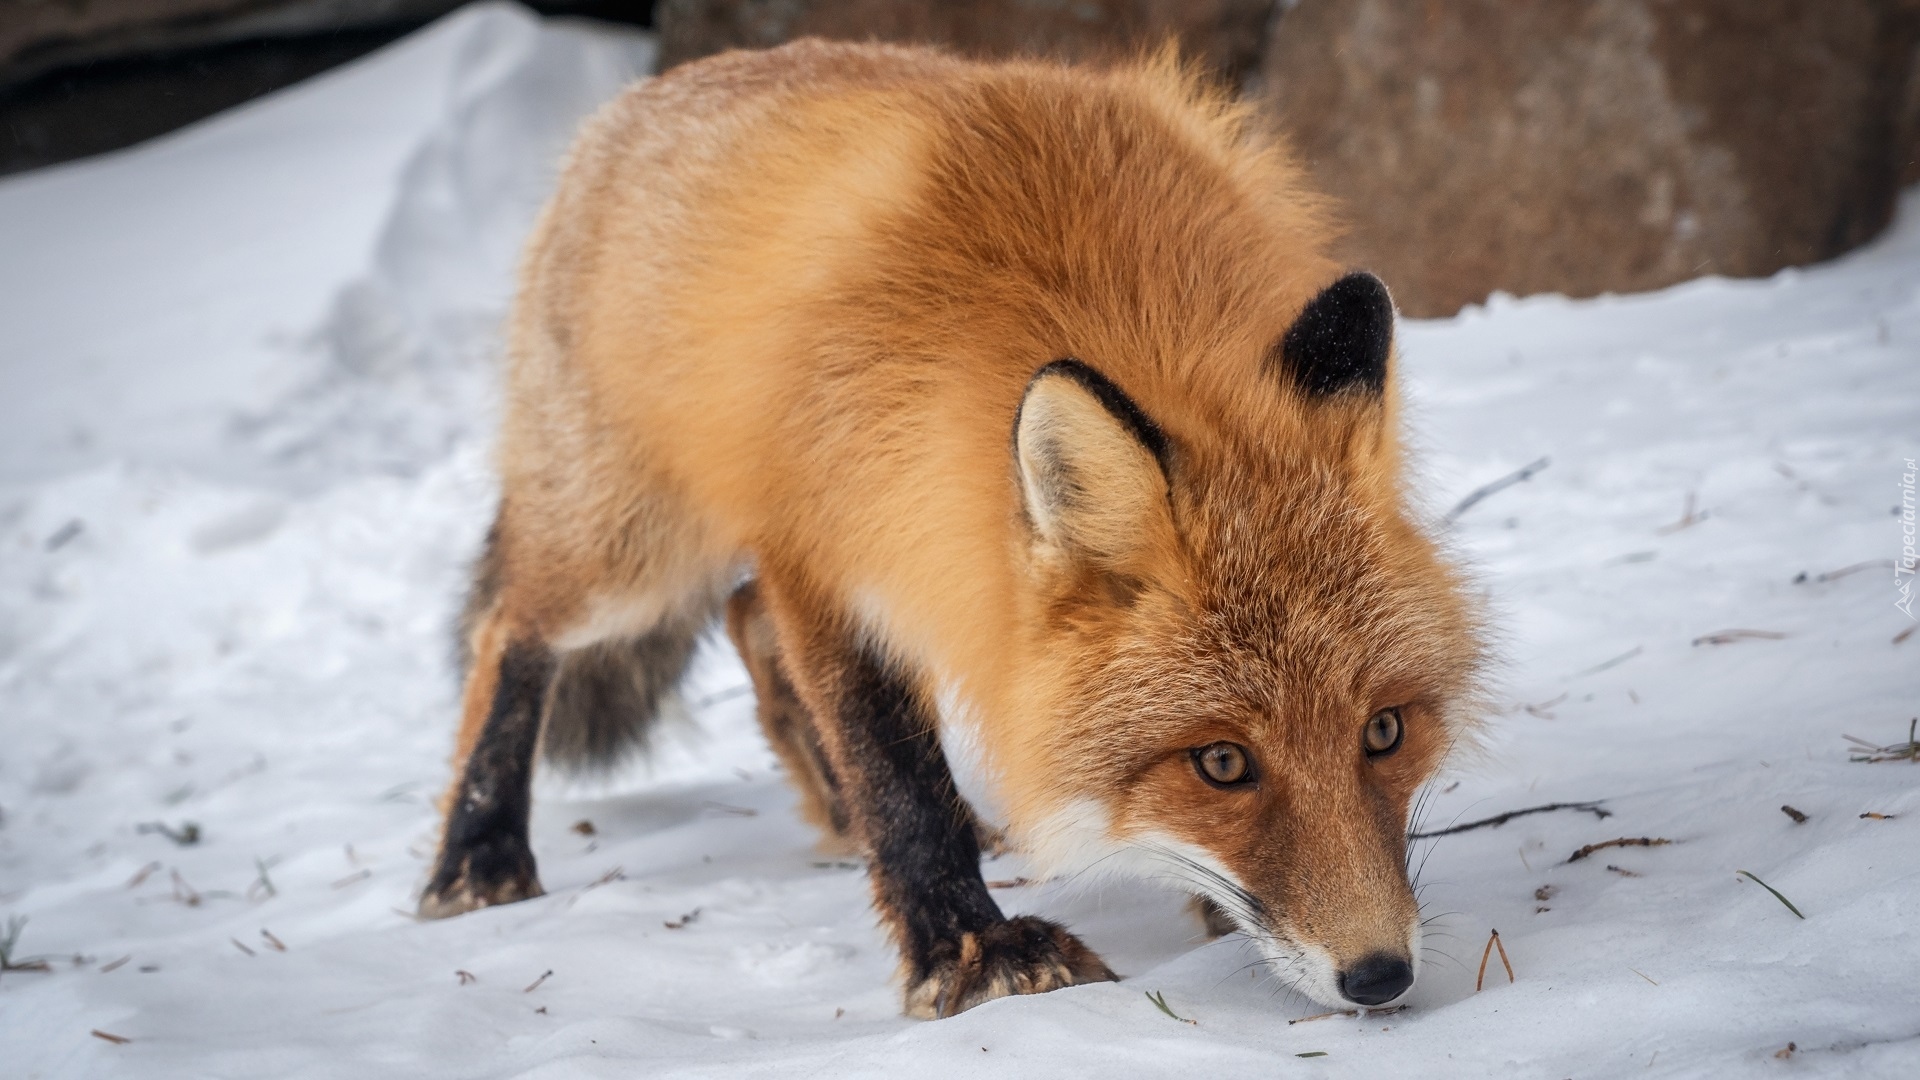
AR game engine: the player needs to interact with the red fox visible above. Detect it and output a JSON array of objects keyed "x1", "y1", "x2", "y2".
[{"x1": 421, "y1": 39, "x2": 1483, "y2": 1018}]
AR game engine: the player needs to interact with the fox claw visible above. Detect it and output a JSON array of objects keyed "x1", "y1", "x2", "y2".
[
  {"x1": 903, "y1": 915, "x2": 1117, "y2": 1018},
  {"x1": 417, "y1": 844, "x2": 543, "y2": 919}
]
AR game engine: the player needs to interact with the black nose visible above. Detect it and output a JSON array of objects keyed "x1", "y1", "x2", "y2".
[{"x1": 1339, "y1": 953, "x2": 1414, "y2": 1006}]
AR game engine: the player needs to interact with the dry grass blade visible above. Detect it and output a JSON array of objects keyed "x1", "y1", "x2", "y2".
[
  {"x1": 1474, "y1": 929, "x2": 1513, "y2": 990},
  {"x1": 1567, "y1": 837, "x2": 1672, "y2": 863},
  {"x1": 91, "y1": 1029, "x2": 132, "y2": 1045},
  {"x1": 1736, "y1": 870, "x2": 1805, "y2": 919},
  {"x1": 98, "y1": 955, "x2": 131, "y2": 973},
  {"x1": 1844, "y1": 718, "x2": 1919, "y2": 763},
  {"x1": 1145, "y1": 990, "x2": 1197, "y2": 1025},
  {"x1": 230, "y1": 937, "x2": 254, "y2": 957},
  {"x1": 259, "y1": 929, "x2": 287, "y2": 952},
  {"x1": 1, "y1": 915, "x2": 54, "y2": 974}
]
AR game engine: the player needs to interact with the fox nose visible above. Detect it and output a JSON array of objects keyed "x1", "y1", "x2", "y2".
[{"x1": 1339, "y1": 953, "x2": 1413, "y2": 1006}]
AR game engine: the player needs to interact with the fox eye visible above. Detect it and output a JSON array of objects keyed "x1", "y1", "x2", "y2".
[
  {"x1": 1363, "y1": 708, "x2": 1404, "y2": 757},
  {"x1": 1192, "y1": 742, "x2": 1255, "y2": 787}
]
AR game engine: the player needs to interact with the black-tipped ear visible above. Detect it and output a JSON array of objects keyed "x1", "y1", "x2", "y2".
[
  {"x1": 1015, "y1": 360, "x2": 1171, "y2": 563},
  {"x1": 1276, "y1": 272, "x2": 1394, "y2": 398}
]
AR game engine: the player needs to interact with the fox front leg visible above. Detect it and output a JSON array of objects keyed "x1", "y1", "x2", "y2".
[{"x1": 764, "y1": 582, "x2": 1117, "y2": 1017}]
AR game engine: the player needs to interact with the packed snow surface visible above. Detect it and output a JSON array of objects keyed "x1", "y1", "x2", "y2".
[{"x1": 2, "y1": 5, "x2": 1916, "y2": 1076}]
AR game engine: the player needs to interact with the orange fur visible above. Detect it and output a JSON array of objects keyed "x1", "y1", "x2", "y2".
[{"x1": 458, "y1": 38, "x2": 1483, "y2": 1009}]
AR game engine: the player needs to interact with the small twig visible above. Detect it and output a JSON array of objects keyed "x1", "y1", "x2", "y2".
[
  {"x1": 1522, "y1": 693, "x2": 1568, "y2": 720},
  {"x1": 230, "y1": 937, "x2": 254, "y2": 957},
  {"x1": 259, "y1": 929, "x2": 287, "y2": 952},
  {"x1": 90, "y1": 1029, "x2": 132, "y2": 1045},
  {"x1": 1445, "y1": 457, "x2": 1550, "y2": 522},
  {"x1": 99, "y1": 955, "x2": 131, "y2": 973},
  {"x1": 663, "y1": 908, "x2": 701, "y2": 930},
  {"x1": 1145, "y1": 990, "x2": 1197, "y2": 1025},
  {"x1": 124, "y1": 861, "x2": 162, "y2": 889},
  {"x1": 1654, "y1": 491, "x2": 1707, "y2": 535},
  {"x1": 330, "y1": 869, "x2": 372, "y2": 890},
  {"x1": 1567, "y1": 837, "x2": 1672, "y2": 863},
  {"x1": 1296, "y1": 1051, "x2": 1328, "y2": 1058},
  {"x1": 584, "y1": 867, "x2": 626, "y2": 891},
  {"x1": 1410, "y1": 801, "x2": 1610, "y2": 840},
  {"x1": 1568, "y1": 646, "x2": 1642, "y2": 679},
  {"x1": 456, "y1": 970, "x2": 476, "y2": 985},
  {"x1": 1894, "y1": 624, "x2": 1915, "y2": 645},
  {"x1": 1735, "y1": 870, "x2": 1805, "y2": 919},
  {"x1": 1629, "y1": 967, "x2": 1658, "y2": 986},
  {"x1": 169, "y1": 869, "x2": 202, "y2": 907},
  {"x1": 1860, "y1": 812, "x2": 1897, "y2": 820},
  {"x1": 1289, "y1": 1009, "x2": 1356, "y2": 1025},
  {"x1": 1795, "y1": 559, "x2": 1894, "y2": 584},
  {"x1": 523, "y1": 969, "x2": 554, "y2": 993},
  {"x1": 986, "y1": 877, "x2": 1036, "y2": 889},
  {"x1": 1779, "y1": 805, "x2": 1808, "y2": 824},
  {"x1": 700, "y1": 802, "x2": 757, "y2": 817},
  {"x1": 1606, "y1": 864, "x2": 1643, "y2": 877},
  {"x1": 1691, "y1": 629, "x2": 1786, "y2": 646},
  {"x1": 136, "y1": 821, "x2": 201, "y2": 846}
]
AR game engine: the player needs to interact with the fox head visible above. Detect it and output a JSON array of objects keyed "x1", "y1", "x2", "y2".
[{"x1": 1001, "y1": 272, "x2": 1482, "y2": 1009}]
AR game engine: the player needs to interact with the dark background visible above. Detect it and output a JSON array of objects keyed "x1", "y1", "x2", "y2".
[{"x1": 5, "y1": 0, "x2": 1918, "y2": 316}]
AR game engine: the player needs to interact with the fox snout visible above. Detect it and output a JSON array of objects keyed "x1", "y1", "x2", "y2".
[{"x1": 1340, "y1": 952, "x2": 1415, "y2": 1006}]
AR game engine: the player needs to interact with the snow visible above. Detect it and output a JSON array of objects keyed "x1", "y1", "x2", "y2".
[{"x1": 1, "y1": 4, "x2": 1915, "y2": 1076}]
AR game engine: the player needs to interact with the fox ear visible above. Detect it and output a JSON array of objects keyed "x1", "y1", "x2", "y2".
[
  {"x1": 1014, "y1": 360, "x2": 1170, "y2": 564},
  {"x1": 1276, "y1": 272, "x2": 1394, "y2": 398}
]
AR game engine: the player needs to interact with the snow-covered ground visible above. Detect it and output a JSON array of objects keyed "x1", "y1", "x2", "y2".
[{"x1": 2, "y1": 5, "x2": 1915, "y2": 1076}]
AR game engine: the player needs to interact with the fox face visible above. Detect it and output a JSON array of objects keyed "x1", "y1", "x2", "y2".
[{"x1": 1005, "y1": 275, "x2": 1481, "y2": 1009}]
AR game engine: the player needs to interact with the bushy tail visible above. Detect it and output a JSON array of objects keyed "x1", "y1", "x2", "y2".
[
  {"x1": 455, "y1": 514, "x2": 712, "y2": 776},
  {"x1": 538, "y1": 614, "x2": 708, "y2": 774}
]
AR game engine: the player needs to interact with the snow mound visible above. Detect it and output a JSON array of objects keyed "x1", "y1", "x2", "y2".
[{"x1": 1, "y1": 4, "x2": 1916, "y2": 1077}]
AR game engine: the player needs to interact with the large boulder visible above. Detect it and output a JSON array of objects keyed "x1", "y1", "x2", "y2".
[
  {"x1": 1262, "y1": 0, "x2": 1920, "y2": 316},
  {"x1": 655, "y1": 0, "x2": 1277, "y2": 87}
]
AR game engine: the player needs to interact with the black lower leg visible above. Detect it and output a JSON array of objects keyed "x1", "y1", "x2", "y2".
[
  {"x1": 420, "y1": 640, "x2": 556, "y2": 918},
  {"x1": 810, "y1": 631, "x2": 1115, "y2": 1016}
]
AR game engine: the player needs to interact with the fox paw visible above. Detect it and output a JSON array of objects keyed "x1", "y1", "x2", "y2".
[
  {"x1": 903, "y1": 916, "x2": 1117, "y2": 1018},
  {"x1": 417, "y1": 841, "x2": 543, "y2": 919}
]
